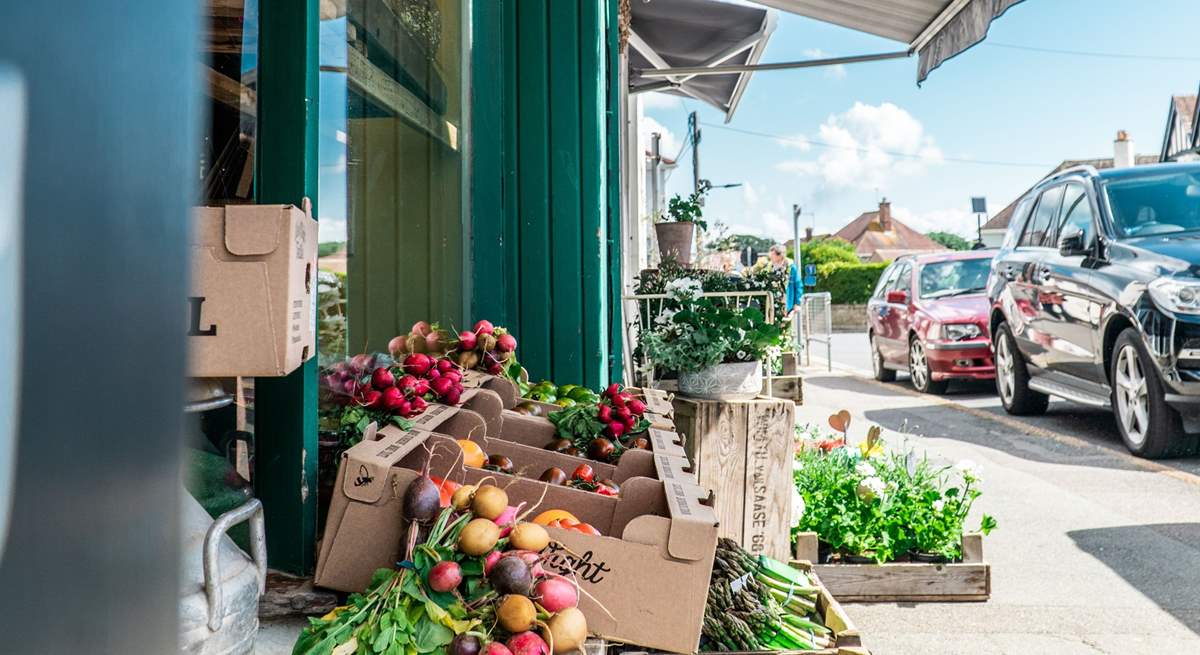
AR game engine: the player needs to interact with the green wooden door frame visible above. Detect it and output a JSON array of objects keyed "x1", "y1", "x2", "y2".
[{"x1": 254, "y1": 0, "x2": 320, "y2": 575}]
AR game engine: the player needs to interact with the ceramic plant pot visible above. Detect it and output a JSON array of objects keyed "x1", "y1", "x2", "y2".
[
  {"x1": 654, "y1": 222, "x2": 696, "y2": 265},
  {"x1": 677, "y1": 360, "x2": 762, "y2": 400}
]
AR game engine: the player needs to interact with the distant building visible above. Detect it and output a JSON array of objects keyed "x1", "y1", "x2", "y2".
[
  {"x1": 980, "y1": 131, "x2": 1158, "y2": 247},
  {"x1": 832, "y1": 199, "x2": 947, "y2": 263},
  {"x1": 1161, "y1": 90, "x2": 1199, "y2": 162}
]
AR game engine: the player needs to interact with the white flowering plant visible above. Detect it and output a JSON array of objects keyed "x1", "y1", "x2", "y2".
[
  {"x1": 641, "y1": 288, "x2": 785, "y2": 374},
  {"x1": 792, "y1": 422, "x2": 996, "y2": 563}
]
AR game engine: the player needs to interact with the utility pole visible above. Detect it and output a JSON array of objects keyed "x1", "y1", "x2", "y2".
[
  {"x1": 689, "y1": 111, "x2": 701, "y2": 197},
  {"x1": 792, "y1": 203, "x2": 803, "y2": 273},
  {"x1": 648, "y1": 132, "x2": 662, "y2": 218}
]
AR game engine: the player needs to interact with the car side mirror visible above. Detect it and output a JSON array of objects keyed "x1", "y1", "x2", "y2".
[
  {"x1": 1058, "y1": 228, "x2": 1088, "y2": 256},
  {"x1": 886, "y1": 289, "x2": 908, "y2": 304}
]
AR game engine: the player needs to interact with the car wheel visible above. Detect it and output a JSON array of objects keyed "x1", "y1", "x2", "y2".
[
  {"x1": 1111, "y1": 328, "x2": 1197, "y2": 458},
  {"x1": 909, "y1": 336, "x2": 948, "y2": 394},
  {"x1": 870, "y1": 334, "x2": 896, "y2": 382},
  {"x1": 993, "y1": 322, "x2": 1048, "y2": 415}
]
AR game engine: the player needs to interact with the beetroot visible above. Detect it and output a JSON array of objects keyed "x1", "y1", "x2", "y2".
[
  {"x1": 496, "y1": 334, "x2": 517, "y2": 353},
  {"x1": 474, "y1": 319, "x2": 495, "y2": 335},
  {"x1": 404, "y1": 353, "x2": 434, "y2": 376},
  {"x1": 450, "y1": 634, "x2": 482, "y2": 655},
  {"x1": 428, "y1": 560, "x2": 463, "y2": 592},
  {"x1": 403, "y1": 475, "x2": 441, "y2": 523},
  {"x1": 506, "y1": 632, "x2": 549, "y2": 655},
  {"x1": 371, "y1": 367, "x2": 395, "y2": 390},
  {"x1": 489, "y1": 554, "x2": 534, "y2": 595}
]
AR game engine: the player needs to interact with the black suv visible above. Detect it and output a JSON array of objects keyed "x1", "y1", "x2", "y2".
[{"x1": 988, "y1": 162, "x2": 1200, "y2": 458}]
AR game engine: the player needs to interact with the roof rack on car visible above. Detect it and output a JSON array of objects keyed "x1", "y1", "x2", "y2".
[{"x1": 1042, "y1": 164, "x2": 1098, "y2": 184}]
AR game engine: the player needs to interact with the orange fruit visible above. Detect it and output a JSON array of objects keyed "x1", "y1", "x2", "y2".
[
  {"x1": 456, "y1": 439, "x2": 486, "y2": 468},
  {"x1": 533, "y1": 509, "x2": 579, "y2": 526}
]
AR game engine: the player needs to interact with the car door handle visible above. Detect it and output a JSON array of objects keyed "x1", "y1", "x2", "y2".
[
  {"x1": 999, "y1": 264, "x2": 1017, "y2": 281},
  {"x1": 1034, "y1": 265, "x2": 1053, "y2": 284}
]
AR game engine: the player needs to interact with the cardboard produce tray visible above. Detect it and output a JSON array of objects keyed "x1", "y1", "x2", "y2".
[
  {"x1": 315, "y1": 423, "x2": 720, "y2": 655},
  {"x1": 793, "y1": 532, "x2": 990, "y2": 602}
]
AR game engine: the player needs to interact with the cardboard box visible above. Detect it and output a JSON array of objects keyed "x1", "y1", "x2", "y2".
[
  {"x1": 315, "y1": 424, "x2": 718, "y2": 654},
  {"x1": 189, "y1": 201, "x2": 318, "y2": 377},
  {"x1": 461, "y1": 369, "x2": 521, "y2": 408}
]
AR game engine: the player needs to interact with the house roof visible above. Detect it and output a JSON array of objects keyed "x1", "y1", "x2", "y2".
[
  {"x1": 980, "y1": 155, "x2": 1160, "y2": 232},
  {"x1": 1161, "y1": 94, "x2": 1197, "y2": 161},
  {"x1": 833, "y1": 208, "x2": 946, "y2": 259}
]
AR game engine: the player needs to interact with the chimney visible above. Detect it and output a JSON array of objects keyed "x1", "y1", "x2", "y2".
[
  {"x1": 878, "y1": 198, "x2": 892, "y2": 231},
  {"x1": 1113, "y1": 130, "x2": 1135, "y2": 169},
  {"x1": 805, "y1": 227, "x2": 813, "y2": 241}
]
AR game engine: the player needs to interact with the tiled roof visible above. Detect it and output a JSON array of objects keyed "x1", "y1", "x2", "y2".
[
  {"x1": 833, "y1": 209, "x2": 946, "y2": 259},
  {"x1": 981, "y1": 155, "x2": 1159, "y2": 231}
]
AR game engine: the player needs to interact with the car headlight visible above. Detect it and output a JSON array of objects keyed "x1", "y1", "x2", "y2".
[
  {"x1": 1149, "y1": 278, "x2": 1200, "y2": 315},
  {"x1": 942, "y1": 323, "x2": 982, "y2": 341}
]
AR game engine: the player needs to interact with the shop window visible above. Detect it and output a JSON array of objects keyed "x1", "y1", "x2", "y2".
[
  {"x1": 202, "y1": 0, "x2": 258, "y2": 205},
  {"x1": 318, "y1": 0, "x2": 469, "y2": 363}
]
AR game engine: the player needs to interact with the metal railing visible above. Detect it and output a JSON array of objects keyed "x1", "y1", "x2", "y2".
[
  {"x1": 622, "y1": 290, "x2": 801, "y2": 396},
  {"x1": 799, "y1": 292, "x2": 832, "y2": 371}
]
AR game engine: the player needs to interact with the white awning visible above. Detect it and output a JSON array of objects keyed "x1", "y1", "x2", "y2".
[
  {"x1": 752, "y1": 0, "x2": 1026, "y2": 82},
  {"x1": 627, "y1": 0, "x2": 777, "y2": 122}
]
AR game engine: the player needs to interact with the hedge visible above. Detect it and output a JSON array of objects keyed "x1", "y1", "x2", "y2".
[{"x1": 812, "y1": 262, "x2": 888, "y2": 304}]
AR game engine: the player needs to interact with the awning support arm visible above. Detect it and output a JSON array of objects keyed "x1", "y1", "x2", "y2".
[{"x1": 636, "y1": 49, "x2": 910, "y2": 77}]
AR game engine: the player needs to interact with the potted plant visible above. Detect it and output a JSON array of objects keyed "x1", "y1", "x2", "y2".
[
  {"x1": 642, "y1": 277, "x2": 783, "y2": 399},
  {"x1": 654, "y1": 192, "x2": 707, "y2": 266}
]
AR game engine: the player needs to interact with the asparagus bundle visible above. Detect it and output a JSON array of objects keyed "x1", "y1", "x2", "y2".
[{"x1": 702, "y1": 538, "x2": 834, "y2": 652}]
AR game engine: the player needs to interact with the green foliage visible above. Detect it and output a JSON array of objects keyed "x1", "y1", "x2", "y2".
[
  {"x1": 317, "y1": 270, "x2": 348, "y2": 365},
  {"x1": 317, "y1": 241, "x2": 346, "y2": 257},
  {"x1": 926, "y1": 231, "x2": 972, "y2": 251},
  {"x1": 662, "y1": 191, "x2": 708, "y2": 230},
  {"x1": 799, "y1": 238, "x2": 859, "y2": 268},
  {"x1": 641, "y1": 281, "x2": 785, "y2": 373},
  {"x1": 634, "y1": 259, "x2": 789, "y2": 329},
  {"x1": 792, "y1": 436, "x2": 994, "y2": 563},
  {"x1": 708, "y1": 233, "x2": 775, "y2": 254},
  {"x1": 812, "y1": 262, "x2": 888, "y2": 304}
]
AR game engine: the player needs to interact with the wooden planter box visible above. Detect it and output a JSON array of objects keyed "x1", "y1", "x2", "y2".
[
  {"x1": 792, "y1": 532, "x2": 990, "y2": 602},
  {"x1": 673, "y1": 396, "x2": 795, "y2": 561}
]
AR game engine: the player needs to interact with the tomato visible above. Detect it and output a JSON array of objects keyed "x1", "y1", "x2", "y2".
[
  {"x1": 547, "y1": 518, "x2": 603, "y2": 536},
  {"x1": 533, "y1": 509, "x2": 579, "y2": 526},
  {"x1": 595, "y1": 485, "x2": 618, "y2": 497},
  {"x1": 429, "y1": 476, "x2": 461, "y2": 508},
  {"x1": 572, "y1": 464, "x2": 595, "y2": 483},
  {"x1": 456, "y1": 439, "x2": 487, "y2": 468}
]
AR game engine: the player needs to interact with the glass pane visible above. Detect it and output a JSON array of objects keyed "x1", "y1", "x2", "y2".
[
  {"x1": 319, "y1": 0, "x2": 469, "y2": 362},
  {"x1": 1022, "y1": 185, "x2": 1064, "y2": 248},
  {"x1": 201, "y1": 0, "x2": 258, "y2": 205}
]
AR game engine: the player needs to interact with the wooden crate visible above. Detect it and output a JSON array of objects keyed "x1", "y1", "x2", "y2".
[
  {"x1": 673, "y1": 396, "x2": 795, "y2": 561},
  {"x1": 792, "y1": 532, "x2": 990, "y2": 602}
]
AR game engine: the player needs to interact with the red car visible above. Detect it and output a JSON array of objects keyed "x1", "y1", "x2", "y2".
[{"x1": 866, "y1": 251, "x2": 996, "y2": 393}]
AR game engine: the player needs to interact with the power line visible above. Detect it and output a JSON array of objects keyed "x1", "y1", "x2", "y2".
[
  {"x1": 700, "y1": 122, "x2": 1054, "y2": 169},
  {"x1": 982, "y1": 41, "x2": 1200, "y2": 62}
]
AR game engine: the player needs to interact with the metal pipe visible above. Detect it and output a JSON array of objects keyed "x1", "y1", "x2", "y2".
[{"x1": 637, "y1": 50, "x2": 911, "y2": 77}]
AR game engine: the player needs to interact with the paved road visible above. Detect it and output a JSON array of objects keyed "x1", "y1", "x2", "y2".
[{"x1": 802, "y1": 333, "x2": 1200, "y2": 654}]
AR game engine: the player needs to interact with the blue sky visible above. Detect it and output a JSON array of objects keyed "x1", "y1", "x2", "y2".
[{"x1": 641, "y1": 0, "x2": 1200, "y2": 242}]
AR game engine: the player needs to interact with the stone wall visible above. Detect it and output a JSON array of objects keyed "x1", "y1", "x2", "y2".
[{"x1": 830, "y1": 304, "x2": 868, "y2": 332}]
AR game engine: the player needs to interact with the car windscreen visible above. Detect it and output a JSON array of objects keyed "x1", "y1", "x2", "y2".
[
  {"x1": 918, "y1": 257, "x2": 993, "y2": 299},
  {"x1": 1103, "y1": 170, "x2": 1200, "y2": 238}
]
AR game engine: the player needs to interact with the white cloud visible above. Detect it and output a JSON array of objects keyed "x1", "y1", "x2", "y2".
[
  {"x1": 777, "y1": 133, "x2": 811, "y2": 151},
  {"x1": 640, "y1": 92, "x2": 681, "y2": 111},
  {"x1": 318, "y1": 216, "x2": 347, "y2": 243},
  {"x1": 890, "y1": 206, "x2": 976, "y2": 236},
  {"x1": 776, "y1": 102, "x2": 943, "y2": 192},
  {"x1": 321, "y1": 153, "x2": 347, "y2": 174},
  {"x1": 741, "y1": 182, "x2": 760, "y2": 205},
  {"x1": 803, "y1": 49, "x2": 847, "y2": 79},
  {"x1": 640, "y1": 115, "x2": 680, "y2": 158}
]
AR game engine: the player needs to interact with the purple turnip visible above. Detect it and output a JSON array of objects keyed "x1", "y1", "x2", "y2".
[{"x1": 449, "y1": 634, "x2": 482, "y2": 655}]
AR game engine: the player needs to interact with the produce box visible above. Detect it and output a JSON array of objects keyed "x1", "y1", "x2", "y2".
[
  {"x1": 315, "y1": 424, "x2": 719, "y2": 654},
  {"x1": 461, "y1": 369, "x2": 521, "y2": 408},
  {"x1": 189, "y1": 200, "x2": 318, "y2": 377},
  {"x1": 495, "y1": 411, "x2": 689, "y2": 460},
  {"x1": 793, "y1": 532, "x2": 990, "y2": 603}
]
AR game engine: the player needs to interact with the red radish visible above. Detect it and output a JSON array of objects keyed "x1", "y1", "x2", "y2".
[
  {"x1": 431, "y1": 376, "x2": 455, "y2": 398},
  {"x1": 493, "y1": 505, "x2": 519, "y2": 535},
  {"x1": 425, "y1": 332, "x2": 444, "y2": 353},
  {"x1": 413, "y1": 379, "x2": 432, "y2": 397},
  {"x1": 428, "y1": 560, "x2": 463, "y2": 592},
  {"x1": 382, "y1": 386, "x2": 406, "y2": 412},
  {"x1": 506, "y1": 632, "x2": 549, "y2": 655},
  {"x1": 496, "y1": 334, "x2": 517, "y2": 353},
  {"x1": 535, "y1": 576, "x2": 579, "y2": 612},
  {"x1": 443, "y1": 370, "x2": 462, "y2": 384},
  {"x1": 437, "y1": 358, "x2": 454, "y2": 372},
  {"x1": 411, "y1": 396, "x2": 428, "y2": 413},
  {"x1": 484, "y1": 550, "x2": 503, "y2": 574},
  {"x1": 623, "y1": 414, "x2": 637, "y2": 429},
  {"x1": 597, "y1": 405, "x2": 612, "y2": 422},
  {"x1": 615, "y1": 406, "x2": 631, "y2": 422},
  {"x1": 341, "y1": 379, "x2": 359, "y2": 396},
  {"x1": 474, "y1": 319, "x2": 495, "y2": 335},
  {"x1": 608, "y1": 421, "x2": 626, "y2": 438},
  {"x1": 443, "y1": 388, "x2": 462, "y2": 405},
  {"x1": 610, "y1": 393, "x2": 626, "y2": 408},
  {"x1": 404, "y1": 353, "x2": 434, "y2": 376},
  {"x1": 396, "y1": 399, "x2": 413, "y2": 417},
  {"x1": 483, "y1": 643, "x2": 513, "y2": 655},
  {"x1": 458, "y1": 330, "x2": 478, "y2": 351},
  {"x1": 605, "y1": 383, "x2": 621, "y2": 397},
  {"x1": 487, "y1": 363, "x2": 503, "y2": 375},
  {"x1": 361, "y1": 389, "x2": 383, "y2": 409},
  {"x1": 371, "y1": 367, "x2": 395, "y2": 390},
  {"x1": 388, "y1": 335, "x2": 408, "y2": 357},
  {"x1": 398, "y1": 374, "x2": 419, "y2": 391},
  {"x1": 412, "y1": 321, "x2": 433, "y2": 337},
  {"x1": 627, "y1": 399, "x2": 646, "y2": 415},
  {"x1": 351, "y1": 353, "x2": 373, "y2": 370}
]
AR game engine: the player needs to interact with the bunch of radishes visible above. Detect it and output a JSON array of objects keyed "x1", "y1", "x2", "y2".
[
  {"x1": 598, "y1": 383, "x2": 647, "y2": 440},
  {"x1": 320, "y1": 352, "x2": 466, "y2": 418},
  {"x1": 387, "y1": 320, "x2": 455, "y2": 357},
  {"x1": 454, "y1": 319, "x2": 518, "y2": 376}
]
